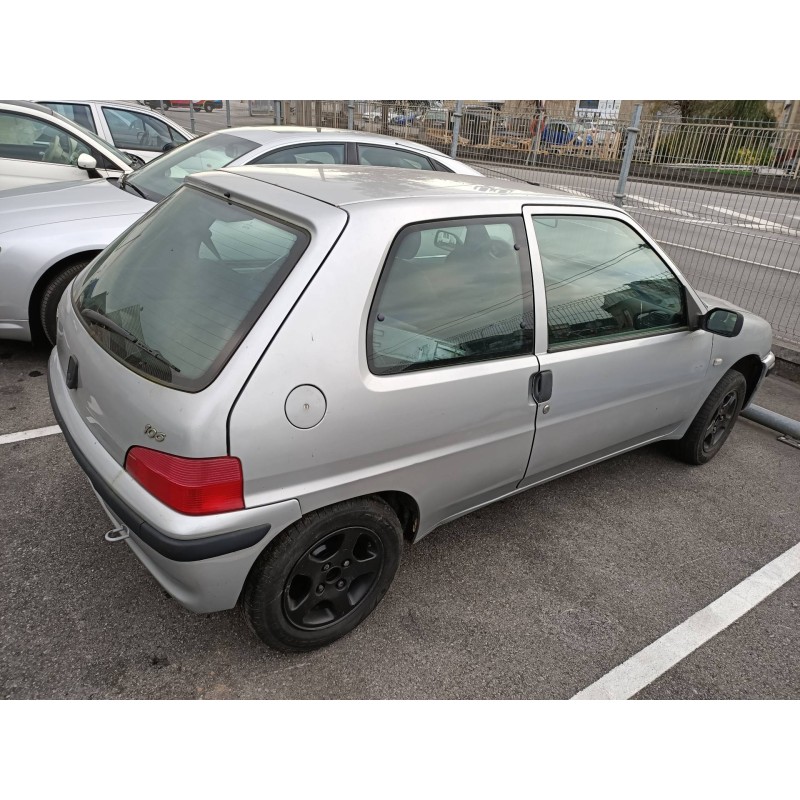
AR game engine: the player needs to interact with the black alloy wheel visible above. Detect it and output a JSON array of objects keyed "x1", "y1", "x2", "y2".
[
  {"x1": 702, "y1": 389, "x2": 738, "y2": 453},
  {"x1": 241, "y1": 497, "x2": 403, "y2": 652},
  {"x1": 283, "y1": 527, "x2": 384, "y2": 630},
  {"x1": 674, "y1": 369, "x2": 747, "y2": 465}
]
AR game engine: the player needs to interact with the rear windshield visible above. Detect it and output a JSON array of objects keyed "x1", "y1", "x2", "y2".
[{"x1": 73, "y1": 185, "x2": 310, "y2": 391}]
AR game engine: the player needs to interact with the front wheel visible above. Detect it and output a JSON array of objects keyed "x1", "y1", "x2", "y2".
[
  {"x1": 241, "y1": 497, "x2": 403, "y2": 651},
  {"x1": 673, "y1": 370, "x2": 747, "y2": 465},
  {"x1": 204, "y1": 102, "x2": 214, "y2": 113},
  {"x1": 39, "y1": 260, "x2": 91, "y2": 346}
]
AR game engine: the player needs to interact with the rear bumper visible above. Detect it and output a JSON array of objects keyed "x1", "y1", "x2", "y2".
[{"x1": 47, "y1": 348, "x2": 302, "y2": 612}]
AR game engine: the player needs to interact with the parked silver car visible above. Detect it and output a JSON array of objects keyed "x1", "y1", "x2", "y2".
[
  {"x1": 49, "y1": 166, "x2": 774, "y2": 652},
  {"x1": 1, "y1": 126, "x2": 480, "y2": 345}
]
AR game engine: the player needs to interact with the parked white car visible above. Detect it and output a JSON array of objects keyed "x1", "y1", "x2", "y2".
[
  {"x1": 0, "y1": 101, "x2": 137, "y2": 191},
  {"x1": 36, "y1": 100, "x2": 193, "y2": 163}
]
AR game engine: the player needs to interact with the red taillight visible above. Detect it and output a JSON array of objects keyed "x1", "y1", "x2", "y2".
[{"x1": 125, "y1": 447, "x2": 244, "y2": 515}]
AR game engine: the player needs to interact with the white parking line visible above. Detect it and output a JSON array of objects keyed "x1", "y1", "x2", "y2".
[
  {"x1": 704, "y1": 205, "x2": 798, "y2": 235},
  {"x1": 655, "y1": 239, "x2": 800, "y2": 274},
  {"x1": 553, "y1": 185, "x2": 595, "y2": 198},
  {"x1": 627, "y1": 194, "x2": 695, "y2": 217},
  {"x1": 0, "y1": 425, "x2": 62, "y2": 446},
  {"x1": 572, "y1": 540, "x2": 800, "y2": 699}
]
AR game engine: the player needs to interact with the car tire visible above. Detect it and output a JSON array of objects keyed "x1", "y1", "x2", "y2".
[
  {"x1": 241, "y1": 497, "x2": 403, "y2": 652},
  {"x1": 673, "y1": 370, "x2": 747, "y2": 465},
  {"x1": 204, "y1": 102, "x2": 214, "y2": 113},
  {"x1": 39, "y1": 260, "x2": 92, "y2": 346}
]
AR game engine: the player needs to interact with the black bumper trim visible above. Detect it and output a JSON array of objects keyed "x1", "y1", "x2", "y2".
[{"x1": 48, "y1": 366, "x2": 270, "y2": 563}]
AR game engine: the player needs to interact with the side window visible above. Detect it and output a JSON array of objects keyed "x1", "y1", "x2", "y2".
[
  {"x1": 368, "y1": 217, "x2": 533, "y2": 374},
  {"x1": 0, "y1": 111, "x2": 91, "y2": 164},
  {"x1": 250, "y1": 143, "x2": 346, "y2": 165},
  {"x1": 531, "y1": 215, "x2": 687, "y2": 350},
  {"x1": 102, "y1": 107, "x2": 174, "y2": 152},
  {"x1": 39, "y1": 103, "x2": 97, "y2": 133},
  {"x1": 358, "y1": 145, "x2": 434, "y2": 170}
]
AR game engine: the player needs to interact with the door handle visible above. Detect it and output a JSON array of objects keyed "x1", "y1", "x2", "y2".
[{"x1": 531, "y1": 370, "x2": 553, "y2": 403}]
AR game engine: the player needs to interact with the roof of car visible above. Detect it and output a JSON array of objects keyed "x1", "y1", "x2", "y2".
[
  {"x1": 201, "y1": 125, "x2": 457, "y2": 158},
  {"x1": 0, "y1": 100, "x2": 57, "y2": 115},
  {"x1": 200, "y1": 164, "x2": 616, "y2": 210}
]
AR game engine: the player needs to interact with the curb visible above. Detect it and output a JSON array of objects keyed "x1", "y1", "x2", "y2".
[{"x1": 773, "y1": 339, "x2": 800, "y2": 384}]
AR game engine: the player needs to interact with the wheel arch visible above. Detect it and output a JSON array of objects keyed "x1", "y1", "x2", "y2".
[
  {"x1": 376, "y1": 490, "x2": 421, "y2": 543},
  {"x1": 28, "y1": 250, "x2": 101, "y2": 340},
  {"x1": 730, "y1": 354, "x2": 764, "y2": 408}
]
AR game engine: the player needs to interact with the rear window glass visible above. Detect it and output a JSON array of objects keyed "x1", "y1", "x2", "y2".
[{"x1": 73, "y1": 186, "x2": 310, "y2": 391}]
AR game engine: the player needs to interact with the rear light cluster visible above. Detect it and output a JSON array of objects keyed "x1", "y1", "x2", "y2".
[{"x1": 125, "y1": 447, "x2": 244, "y2": 515}]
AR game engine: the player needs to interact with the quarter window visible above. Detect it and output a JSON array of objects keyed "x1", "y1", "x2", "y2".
[
  {"x1": 39, "y1": 102, "x2": 97, "y2": 133},
  {"x1": 250, "y1": 143, "x2": 346, "y2": 165},
  {"x1": 368, "y1": 217, "x2": 533, "y2": 374},
  {"x1": 531, "y1": 215, "x2": 686, "y2": 350},
  {"x1": 358, "y1": 145, "x2": 434, "y2": 170},
  {"x1": 0, "y1": 111, "x2": 92, "y2": 165}
]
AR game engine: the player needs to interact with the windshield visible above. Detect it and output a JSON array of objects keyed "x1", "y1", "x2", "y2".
[
  {"x1": 127, "y1": 132, "x2": 261, "y2": 202},
  {"x1": 73, "y1": 185, "x2": 310, "y2": 391}
]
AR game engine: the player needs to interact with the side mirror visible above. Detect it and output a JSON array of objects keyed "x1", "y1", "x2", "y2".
[
  {"x1": 434, "y1": 230, "x2": 459, "y2": 251},
  {"x1": 77, "y1": 153, "x2": 97, "y2": 170},
  {"x1": 702, "y1": 308, "x2": 744, "y2": 337},
  {"x1": 162, "y1": 142, "x2": 177, "y2": 152}
]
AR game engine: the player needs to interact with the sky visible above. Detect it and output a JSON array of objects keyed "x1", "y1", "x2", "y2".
[{"x1": 4, "y1": 1, "x2": 794, "y2": 102}]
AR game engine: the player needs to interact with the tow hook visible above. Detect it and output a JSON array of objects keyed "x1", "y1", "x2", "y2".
[{"x1": 104, "y1": 525, "x2": 130, "y2": 543}]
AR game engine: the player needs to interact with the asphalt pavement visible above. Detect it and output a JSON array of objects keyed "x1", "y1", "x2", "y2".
[{"x1": 1, "y1": 339, "x2": 798, "y2": 699}]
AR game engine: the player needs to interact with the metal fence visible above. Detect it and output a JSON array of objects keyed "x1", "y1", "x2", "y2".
[{"x1": 159, "y1": 100, "x2": 800, "y2": 344}]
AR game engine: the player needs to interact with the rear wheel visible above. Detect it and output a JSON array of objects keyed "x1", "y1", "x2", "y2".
[
  {"x1": 242, "y1": 498, "x2": 403, "y2": 652},
  {"x1": 39, "y1": 260, "x2": 91, "y2": 346},
  {"x1": 673, "y1": 370, "x2": 747, "y2": 465}
]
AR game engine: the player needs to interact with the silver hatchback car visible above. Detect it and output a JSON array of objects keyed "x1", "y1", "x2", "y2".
[{"x1": 49, "y1": 166, "x2": 775, "y2": 651}]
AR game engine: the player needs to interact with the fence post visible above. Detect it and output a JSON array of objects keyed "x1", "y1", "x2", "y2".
[
  {"x1": 274, "y1": 101, "x2": 282, "y2": 125},
  {"x1": 720, "y1": 121, "x2": 733, "y2": 165},
  {"x1": 450, "y1": 100, "x2": 464, "y2": 159},
  {"x1": 347, "y1": 100, "x2": 354, "y2": 130},
  {"x1": 225, "y1": 100, "x2": 232, "y2": 128},
  {"x1": 525, "y1": 110, "x2": 545, "y2": 167},
  {"x1": 613, "y1": 103, "x2": 642, "y2": 207},
  {"x1": 188, "y1": 102, "x2": 196, "y2": 134},
  {"x1": 649, "y1": 117, "x2": 662, "y2": 165}
]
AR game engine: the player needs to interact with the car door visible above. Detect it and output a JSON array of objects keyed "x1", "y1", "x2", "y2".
[
  {"x1": 363, "y1": 215, "x2": 540, "y2": 525},
  {"x1": 0, "y1": 109, "x2": 96, "y2": 190},
  {"x1": 519, "y1": 206, "x2": 713, "y2": 488}
]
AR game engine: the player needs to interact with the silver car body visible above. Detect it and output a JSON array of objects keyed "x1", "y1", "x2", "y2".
[
  {"x1": 49, "y1": 167, "x2": 773, "y2": 614},
  {"x1": 0, "y1": 101, "x2": 135, "y2": 190},
  {"x1": 0, "y1": 179, "x2": 152, "y2": 341},
  {"x1": 35, "y1": 100, "x2": 194, "y2": 163},
  {"x1": 0, "y1": 126, "x2": 480, "y2": 342}
]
